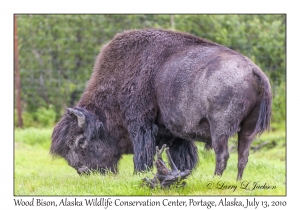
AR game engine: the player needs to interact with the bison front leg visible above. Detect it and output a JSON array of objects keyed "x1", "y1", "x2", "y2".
[
  {"x1": 132, "y1": 124, "x2": 158, "y2": 172},
  {"x1": 168, "y1": 138, "x2": 199, "y2": 172}
]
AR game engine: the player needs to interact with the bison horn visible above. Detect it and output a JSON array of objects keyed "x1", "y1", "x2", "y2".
[{"x1": 67, "y1": 108, "x2": 86, "y2": 128}]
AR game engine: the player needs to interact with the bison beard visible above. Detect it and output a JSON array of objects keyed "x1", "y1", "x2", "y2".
[{"x1": 50, "y1": 28, "x2": 272, "y2": 181}]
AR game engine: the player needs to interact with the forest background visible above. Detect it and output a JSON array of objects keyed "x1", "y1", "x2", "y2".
[{"x1": 14, "y1": 14, "x2": 285, "y2": 129}]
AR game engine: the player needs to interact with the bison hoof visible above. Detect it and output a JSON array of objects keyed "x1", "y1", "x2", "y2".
[{"x1": 141, "y1": 144, "x2": 192, "y2": 188}]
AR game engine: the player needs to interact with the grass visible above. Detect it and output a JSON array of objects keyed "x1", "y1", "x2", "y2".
[{"x1": 14, "y1": 127, "x2": 286, "y2": 196}]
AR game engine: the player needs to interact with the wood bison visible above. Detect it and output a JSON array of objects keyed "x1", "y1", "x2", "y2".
[{"x1": 51, "y1": 29, "x2": 271, "y2": 180}]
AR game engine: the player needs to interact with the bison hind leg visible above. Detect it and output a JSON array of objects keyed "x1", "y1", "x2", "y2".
[
  {"x1": 168, "y1": 138, "x2": 199, "y2": 172},
  {"x1": 237, "y1": 104, "x2": 262, "y2": 180},
  {"x1": 212, "y1": 134, "x2": 230, "y2": 177}
]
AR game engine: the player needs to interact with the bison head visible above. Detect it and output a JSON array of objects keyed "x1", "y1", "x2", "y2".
[{"x1": 50, "y1": 107, "x2": 121, "y2": 175}]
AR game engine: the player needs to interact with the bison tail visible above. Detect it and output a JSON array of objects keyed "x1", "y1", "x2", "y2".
[{"x1": 253, "y1": 68, "x2": 272, "y2": 135}]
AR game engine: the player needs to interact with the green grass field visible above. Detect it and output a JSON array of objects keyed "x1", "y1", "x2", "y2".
[{"x1": 14, "y1": 127, "x2": 286, "y2": 196}]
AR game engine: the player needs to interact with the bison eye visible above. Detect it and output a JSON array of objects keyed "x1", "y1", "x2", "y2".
[
  {"x1": 75, "y1": 136, "x2": 87, "y2": 149},
  {"x1": 79, "y1": 138, "x2": 85, "y2": 145}
]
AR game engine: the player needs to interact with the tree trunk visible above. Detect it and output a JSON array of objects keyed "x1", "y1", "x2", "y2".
[{"x1": 14, "y1": 15, "x2": 23, "y2": 128}]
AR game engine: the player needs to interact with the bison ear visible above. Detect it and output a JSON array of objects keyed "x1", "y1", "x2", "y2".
[{"x1": 67, "y1": 108, "x2": 86, "y2": 128}]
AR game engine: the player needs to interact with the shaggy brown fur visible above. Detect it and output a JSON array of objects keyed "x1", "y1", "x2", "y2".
[{"x1": 51, "y1": 29, "x2": 271, "y2": 180}]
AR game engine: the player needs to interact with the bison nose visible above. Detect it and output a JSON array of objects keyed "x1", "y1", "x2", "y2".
[{"x1": 77, "y1": 166, "x2": 90, "y2": 175}]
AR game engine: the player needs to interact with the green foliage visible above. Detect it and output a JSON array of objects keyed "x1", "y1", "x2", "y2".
[
  {"x1": 14, "y1": 128, "x2": 285, "y2": 195},
  {"x1": 35, "y1": 106, "x2": 57, "y2": 127},
  {"x1": 271, "y1": 82, "x2": 286, "y2": 128},
  {"x1": 16, "y1": 14, "x2": 286, "y2": 127},
  {"x1": 16, "y1": 106, "x2": 57, "y2": 128},
  {"x1": 176, "y1": 15, "x2": 286, "y2": 83}
]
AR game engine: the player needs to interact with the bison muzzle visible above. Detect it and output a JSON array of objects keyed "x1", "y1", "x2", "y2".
[{"x1": 50, "y1": 29, "x2": 271, "y2": 180}]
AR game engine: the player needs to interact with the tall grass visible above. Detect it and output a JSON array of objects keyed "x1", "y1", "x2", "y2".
[{"x1": 14, "y1": 128, "x2": 286, "y2": 196}]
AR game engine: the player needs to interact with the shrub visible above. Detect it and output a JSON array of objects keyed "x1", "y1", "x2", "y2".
[
  {"x1": 15, "y1": 106, "x2": 57, "y2": 128},
  {"x1": 35, "y1": 106, "x2": 57, "y2": 127},
  {"x1": 271, "y1": 81, "x2": 286, "y2": 130}
]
